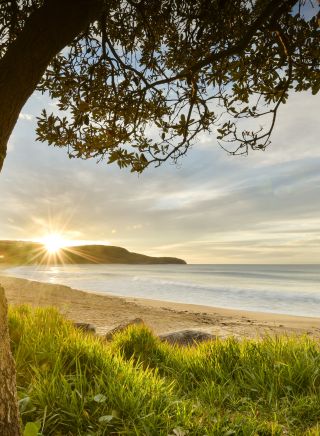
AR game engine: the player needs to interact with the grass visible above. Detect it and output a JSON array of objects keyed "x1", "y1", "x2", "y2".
[{"x1": 8, "y1": 305, "x2": 320, "y2": 435}]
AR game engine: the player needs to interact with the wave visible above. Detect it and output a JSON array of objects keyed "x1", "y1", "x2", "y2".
[{"x1": 4, "y1": 264, "x2": 320, "y2": 318}]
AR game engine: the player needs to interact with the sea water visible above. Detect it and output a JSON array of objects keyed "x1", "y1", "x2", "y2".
[{"x1": 4, "y1": 264, "x2": 320, "y2": 318}]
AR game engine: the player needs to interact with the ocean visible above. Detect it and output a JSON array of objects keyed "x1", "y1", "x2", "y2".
[{"x1": 4, "y1": 264, "x2": 320, "y2": 318}]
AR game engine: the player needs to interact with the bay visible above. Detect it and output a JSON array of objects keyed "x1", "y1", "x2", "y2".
[{"x1": 5, "y1": 264, "x2": 320, "y2": 318}]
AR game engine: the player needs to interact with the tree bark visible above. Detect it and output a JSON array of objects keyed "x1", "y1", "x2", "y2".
[
  {"x1": 0, "y1": 286, "x2": 20, "y2": 435},
  {"x1": 0, "y1": 0, "x2": 105, "y2": 432}
]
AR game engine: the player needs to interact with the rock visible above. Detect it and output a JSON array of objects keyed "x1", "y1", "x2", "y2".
[
  {"x1": 105, "y1": 318, "x2": 144, "y2": 341},
  {"x1": 74, "y1": 322, "x2": 96, "y2": 333},
  {"x1": 159, "y1": 330, "x2": 215, "y2": 346}
]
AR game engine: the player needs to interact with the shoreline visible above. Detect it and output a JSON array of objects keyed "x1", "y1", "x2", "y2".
[{"x1": 1, "y1": 274, "x2": 320, "y2": 339}]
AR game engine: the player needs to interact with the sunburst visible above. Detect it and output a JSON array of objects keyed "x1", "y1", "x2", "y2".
[{"x1": 42, "y1": 233, "x2": 66, "y2": 254}]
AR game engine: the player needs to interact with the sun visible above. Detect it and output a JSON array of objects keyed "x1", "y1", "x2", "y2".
[{"x1": 42, "y1": 234, "x2": 66, "y2": 254}]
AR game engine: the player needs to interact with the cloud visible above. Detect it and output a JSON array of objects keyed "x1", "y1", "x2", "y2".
[
  {"x1": 0, "y1": 90, "x2": 319, "y2": 263},
  {"x1": 18, "y1": 113, "x2": 33, "y2": 121}
]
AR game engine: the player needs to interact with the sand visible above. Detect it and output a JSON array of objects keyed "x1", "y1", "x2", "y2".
[{"x1": 1, "y1": 274, "x2": 320, "y2": 339}]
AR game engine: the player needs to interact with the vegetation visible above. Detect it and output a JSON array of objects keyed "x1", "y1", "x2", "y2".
[
  {"x1": 0, "y1": 241, "x2": 186, "y2": 265},
  {"x1": 9, "y1": 305, "x2": 320, "y2": 435},
  {"x1": 1, "y1": 1, "x2": 319, "y2": 172},
  {"x1": 1, "y1": 0, "x2": 319, "y2": 432}
]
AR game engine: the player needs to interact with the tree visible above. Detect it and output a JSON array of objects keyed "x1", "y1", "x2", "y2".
[
  {"x1": 0, "y1": 0, "x2": 319, "y2": 432},
  {"x1": 0, "y1": 286, "x2": 20, "y2": 435}
]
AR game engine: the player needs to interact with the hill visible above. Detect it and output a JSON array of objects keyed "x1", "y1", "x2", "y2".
[{"x1": 0, "y1": 240, "x2": 186, "y2": 265}]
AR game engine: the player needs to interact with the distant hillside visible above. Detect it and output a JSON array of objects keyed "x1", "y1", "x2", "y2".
[{"x1": 0, "y1": 240, "x2": 186, "y2": 265}]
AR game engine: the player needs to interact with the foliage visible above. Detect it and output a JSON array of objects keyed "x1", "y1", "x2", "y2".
[
  {"x1": 9, "y1": 305, "x2": 320, "y2": 435},
  {"x1": 0, "y1": 1, "x2": 319, "y2": 172}
]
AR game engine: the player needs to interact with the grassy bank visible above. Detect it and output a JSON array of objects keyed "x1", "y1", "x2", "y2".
[{"x1": 8, "y1": 306, "x2": 320, "y2": 435}]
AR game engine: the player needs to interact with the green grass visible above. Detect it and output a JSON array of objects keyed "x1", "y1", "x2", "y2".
[{"x1": 8, "y1": 305, "x2": 320, "y2": 435}]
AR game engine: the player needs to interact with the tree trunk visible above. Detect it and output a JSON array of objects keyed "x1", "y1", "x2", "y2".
[
  {"x1": 0, "y1": 285, "x2": 20, "y2": 435},
  {"x1": 0, "y1": 0, "x2": 105, "y2": 431},
  {"x1": 0, "y1": 0, "x2": 104, "y2": 172}
]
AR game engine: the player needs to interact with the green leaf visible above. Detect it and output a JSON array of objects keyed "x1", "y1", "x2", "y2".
[
  {"x1": 23, "y1": 422, "x2": 41, "y2": 436},
  {"x1": 78, "y1": 100, "x2": 89, "y2": 112},
  {"x1": 98, "y1": 415, "x2": 113, "y2": 423},
  {"x1": 223, "y1": 430, "x2": 236, "y2": 436},
  {"x1": 169, "y1": 428, "x2": 188, "y2": 436},
  {"x1": 93, "y1": 393, "x2": 107, "y2": 403},
  {"x1": 19, "y1": 396, "x2": 31, "y2": 413}
]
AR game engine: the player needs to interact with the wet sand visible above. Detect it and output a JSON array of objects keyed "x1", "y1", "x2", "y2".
[{"x1": 1, "y1": 274, "x2": 320, "y2": 339}]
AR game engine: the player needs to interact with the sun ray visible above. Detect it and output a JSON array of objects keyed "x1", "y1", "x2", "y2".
[
  {"x1": 30, "y1": 232, "x2": 110, "y2": 266},
  {"x1": 42, "y1": 233, "x2": 66, "y2": 254}
]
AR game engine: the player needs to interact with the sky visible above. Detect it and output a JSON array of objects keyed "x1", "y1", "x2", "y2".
[{"x1": 0, "y1": 88, "x2": 319, "y2": 264}]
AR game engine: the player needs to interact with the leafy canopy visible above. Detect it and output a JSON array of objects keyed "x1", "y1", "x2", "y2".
[{"x1": 1, "y1": 0, "x2": 319, "y2": 172}]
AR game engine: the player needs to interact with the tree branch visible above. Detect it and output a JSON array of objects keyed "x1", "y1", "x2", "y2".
[{"x1": 140, "y1": 0, "x2": 297, "y2": 93}]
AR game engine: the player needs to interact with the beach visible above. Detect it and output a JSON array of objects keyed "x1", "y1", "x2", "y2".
[{"x1": 1, "y1": 274, "x2": 320, "y2": 339}]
